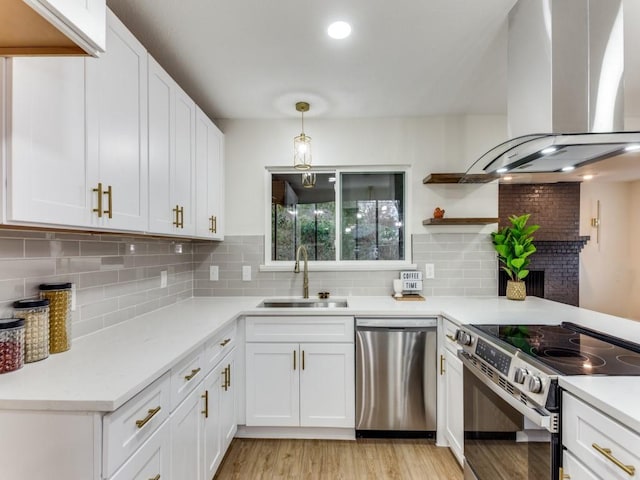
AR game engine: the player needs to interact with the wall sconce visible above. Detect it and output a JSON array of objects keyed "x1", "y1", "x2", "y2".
[
  {"x1": 302, "y1": 171, "x2": 316, "y2": 188},
  {"x1": 590, "y1": 200, "x2": 600, "y2": 244},
  {"x1": 293, "y1": 101, "x2": 312, "y2": 170}
]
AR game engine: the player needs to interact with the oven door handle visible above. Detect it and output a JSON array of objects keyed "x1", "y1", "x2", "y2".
[{"x1": 458, "y1": 350, "x2": 558, "y2": 433}]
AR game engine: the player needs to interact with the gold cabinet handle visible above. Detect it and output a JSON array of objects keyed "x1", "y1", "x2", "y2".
[
  {"x1": 212, "y1": 215, "x2": 217, "y2": 233},
  {"x1": 92, "y1": 183, "x2": 103, "y2": 217},
  {"x1": 220, "y1": 338, "x2": 231, "y2": 347},
  {"x1": 222, "y1": 366, "x2": 228, "y2": 391},
  {"x1": 172, "y1": 205, "x2": 180, "y2": 227},
  {"x1": 227, "y1": 363, "x2": 231, "y2": 388},
  {"x1": 559, "y1": 467, "x2": 570, "y2": 479},
  {"x1": 440, "y1": 354, "x2": 445, "y2": 375},
  {"x1": 104, "y1": 185, "x2": 113, "y2": 218},
  {"x1": 149, "y1": 475, "x2": 161, "y2": 480},
  {"x1": 302, "y1": 351, "x2": 305, "y2": 370},
  {"x1": 135, "y1": 406, "x2": 161, "y2": 428},
  {"x1": 201, "y1": 390, "x2": 209, "y2": 418},
  {"x1": 592, "y1": 443, "x2": 636, "y2": 476},
  {"x1": 184, "y1": 367, "x2": 201, "y2": 381},
  {"x1": 293, "y1": 350, "x2": 297, "y2": 370},
  {"x1": 445, "y1": 334, "x2": 456, "y2": 342},
  {"x1": 178, "y1": 206, "x2": 184, "y2": 228}
]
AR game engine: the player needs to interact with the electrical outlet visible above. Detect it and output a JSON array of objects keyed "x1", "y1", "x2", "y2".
[
  {"x1": 160, "y1": 270, "x2": 168, "y2": 288},
  {"x1": 242, "y1": 265, "x2": 252, "y2": 281},
  {"x1": 425, "y1": 263, "x2": 435, "y2": 279},
  {"x1": 209, "y1": 265, "x2": 219, "y2": 281}
]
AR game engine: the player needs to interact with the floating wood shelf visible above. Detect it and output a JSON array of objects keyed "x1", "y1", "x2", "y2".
[
  {"x1": 422, "y1": 173, "x2": 500, "y2": 184},
  {"x1": 422, "y1": 217, "x2": 499, "y2": 226}
]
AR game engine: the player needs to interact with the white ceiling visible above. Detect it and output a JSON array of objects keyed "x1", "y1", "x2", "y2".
[{"x1": 106, "y1": 0, "x2": 640, "y2": 123}]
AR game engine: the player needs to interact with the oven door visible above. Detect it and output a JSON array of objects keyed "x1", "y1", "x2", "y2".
[{"x1": 460, "y1": 352, "x2": 560, "y2": 480}]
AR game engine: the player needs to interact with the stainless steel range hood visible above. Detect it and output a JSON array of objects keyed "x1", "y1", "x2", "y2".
[{"x1": 470, "y1": 0, "x2": 640, "y2": 176}]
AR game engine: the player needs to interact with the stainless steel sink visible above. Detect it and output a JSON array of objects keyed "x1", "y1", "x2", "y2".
[{"x1": 259, "y1": 299, "x2": 348, "y2": 309}]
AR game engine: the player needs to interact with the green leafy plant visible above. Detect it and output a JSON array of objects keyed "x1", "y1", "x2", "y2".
[{"x1": 491, "y1": 214, "x2": 539, "y2": 282}]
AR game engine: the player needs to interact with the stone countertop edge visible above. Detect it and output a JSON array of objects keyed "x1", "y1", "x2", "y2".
[{"x1": 0, "y1": 295, "x2": 639, "y2": 430}]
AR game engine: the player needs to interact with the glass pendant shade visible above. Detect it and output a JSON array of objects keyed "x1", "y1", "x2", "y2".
[
  {"x1": 302, "y1": 171, "x2": 316, "y2": 188},
  {"x1": 294, "y1": 133, "x2": 312, "y2": 170}
]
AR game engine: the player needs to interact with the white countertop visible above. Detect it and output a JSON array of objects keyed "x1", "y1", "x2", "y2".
[{"x1": 1, "y1": 294, "x2": 639, "y2": 431}]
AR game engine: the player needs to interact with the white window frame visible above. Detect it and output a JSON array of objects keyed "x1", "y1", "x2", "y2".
[{"x1": 261, "y1": 164, "x2": 415, "y2": 272}]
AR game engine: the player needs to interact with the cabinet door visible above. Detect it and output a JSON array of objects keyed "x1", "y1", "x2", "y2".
[
  {"x1": 170, "y1": 386, "x2": 204, "y2": 480},
  {"x1": 245, "y1": 343, "x2": 299, "y2": 427},
  {"x1": 110, "y1": 419, "x2": 170, "y2": 480},
  {"x1": 195, "y1": 107, "x2": 224, "y2": 239},
  {"x1": 173, "y1": 86, "x2": 196, "y2": 235},
  {"x1": 444, "y1": 348, "x2": 464, "y2": 465},
  {"x1": 220, "y1": 352, "x2": 237, "y2": 449},
  {"x1": 562, "y1": 451, "x2": 600, "y2": 480},
  {"x1": 5, "y1": 57, "x2": 93, "y2": 228},
  {"x1": 299, "y1": 343, "x2": 355, "y2": 428},
  {"x1": 86, "y1": 10, "x2": 148, "y2": 231},
  {"x1": 203, "y1": 365, "x2": 223, "y2": 480}
]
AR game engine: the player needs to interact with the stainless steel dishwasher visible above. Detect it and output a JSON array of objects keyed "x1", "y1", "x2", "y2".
[{"x1": 355, "y1": 317, "x2": 437, "y2": 437}]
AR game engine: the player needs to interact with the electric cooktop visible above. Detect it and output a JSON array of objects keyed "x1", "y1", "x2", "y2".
[{"x1": 473, "y1": 322, "x2": 640, "y2": 376}]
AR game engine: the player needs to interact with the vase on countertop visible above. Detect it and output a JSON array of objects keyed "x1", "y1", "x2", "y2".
[{"x1": 506, "y1": 280, "x2": 526, "y2": 300}]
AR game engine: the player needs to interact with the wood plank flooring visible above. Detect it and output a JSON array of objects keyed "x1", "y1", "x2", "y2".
[{"x1": 214, "y1": 438, "x2": 463, "y2": 480}]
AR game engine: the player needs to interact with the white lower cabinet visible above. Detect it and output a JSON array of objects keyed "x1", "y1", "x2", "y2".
[
  {"x1": 110, "y1": 418, "x2": 170, "y2": 480},
  {"x1": 171, "y1": 348, "x2": 236, "y2": 480},
  {"x1": 443, "y1": 347, "x2": 464, "y2": 465},
  {"x1": 563, "y1": 392, "x2": 640, "y2": 480},
  {"x1": 245, "y1": 316, "x2": 355, "y2": 430}
]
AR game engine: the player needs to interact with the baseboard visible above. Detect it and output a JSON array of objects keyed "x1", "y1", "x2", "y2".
[{"x1": 235, "y1": 425, "x2": 356, "y2": 440}]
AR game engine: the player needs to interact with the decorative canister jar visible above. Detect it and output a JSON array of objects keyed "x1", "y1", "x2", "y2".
[
  {"x1": 13, "y1": 299, "x2": 50, "y2": 363},
  {"x1": 39, "y1": 283, "x2": 72, "y2": 354},
  {"x1": 0, "y1": 318, "x2": 25, "y2": 374}
]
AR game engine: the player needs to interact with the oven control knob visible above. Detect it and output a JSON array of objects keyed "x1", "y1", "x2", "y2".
[
  {"x1": 456, "y1": 330, "x2": 473, "y2": 346},
  {"x1": 525, "y1": 374, "x2": 543, "y2": 394},
  {"x1": 514, "y1": 368, "x2": 529, "y2": 384}
]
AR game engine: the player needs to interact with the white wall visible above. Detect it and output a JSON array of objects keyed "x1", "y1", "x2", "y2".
[
  {"x1": 579, "y1": 182, "x2": 638, "y2": 319},
  {"x1": 218, "y1": 115, "x2": 506, "y2": 236},
  {"x1": 629, "y1": 181, "x2": 640, "y2": 319}
]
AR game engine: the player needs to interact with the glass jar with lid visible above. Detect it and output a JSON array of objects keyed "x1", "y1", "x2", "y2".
[
  {"x1": 0, "y1": 318, "x2": 25, "y2": 374},
  {"x1": 39, "y1": 283, "x2": 72, "y2": 354},
  {"x1": 13, "y1": 298, "x2": 50, "y2": 363}
]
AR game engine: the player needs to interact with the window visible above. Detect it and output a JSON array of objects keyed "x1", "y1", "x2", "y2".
[{"x1": 267, "y1": 167, "x2": 409, "y2": 269}]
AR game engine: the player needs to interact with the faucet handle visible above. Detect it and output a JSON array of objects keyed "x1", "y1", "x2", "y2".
[{"x1": 318, "y1": 291, "x2": 330, "y2": 299}]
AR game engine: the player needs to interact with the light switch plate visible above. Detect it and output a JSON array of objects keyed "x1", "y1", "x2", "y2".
[
  {"x1": 209, "y1": 265, "x2": 219, "y2": 281},
  {"x1": 242, "y1": 265, "x2": 251, "y2": 281},
  {"x1": 160, "y1": 270, "x2": 168, "y2": 288},
  {"x1": 425, "y1": 263, "x2": 435, "y2": 279}
]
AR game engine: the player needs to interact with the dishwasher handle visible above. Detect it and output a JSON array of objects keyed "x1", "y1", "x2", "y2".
[{"x1": 356, "y1": 317, "x2": 437, "y2": 328}]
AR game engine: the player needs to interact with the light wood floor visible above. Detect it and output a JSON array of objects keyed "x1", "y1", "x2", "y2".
[{"x1": 214, "y1": 438, "x2": 463, "y2": 480}]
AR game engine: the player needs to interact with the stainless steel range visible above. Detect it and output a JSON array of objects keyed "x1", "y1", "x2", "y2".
[{"x1": 456, "y1": 322, "x2": 640, "y2": 480}]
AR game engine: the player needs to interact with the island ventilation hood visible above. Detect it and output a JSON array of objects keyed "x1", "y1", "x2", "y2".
[{"x1": 471, "y1": 0, "x2": 640, "y2": 176}]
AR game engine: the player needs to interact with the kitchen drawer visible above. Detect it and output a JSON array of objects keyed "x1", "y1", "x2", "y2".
[
  {"x1": 109, "y1": 417, "x2": 170, "y2": 480},
  {"x1": 103, "y1": 372, "x2": 170, "y2": 478},
  {"x1": 563, "y1": 393, "x2": 640, "y2": 479},
  {"x1": 245, "y1": 316, "x2": 354, "y2": 343},
  {"x1": 442, "y1": 317, "x2": 461, "y2": 354},
  {"x1": 563, "y1": 451, "x2": 600, "y2": 480},
  {"x1": 205, "y1": 322, "x2": 237, "y2": 372},
  {"x1": 170, "y1": 345, "x2": 206, "y2": 410}
]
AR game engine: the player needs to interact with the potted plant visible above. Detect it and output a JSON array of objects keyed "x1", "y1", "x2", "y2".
[{"x1": 491, "y1": 214, "x2": 539, "y2": 300}]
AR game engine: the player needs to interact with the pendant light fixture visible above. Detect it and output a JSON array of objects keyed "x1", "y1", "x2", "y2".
[{"x1": 293, "y1": 101, "x2": 312, "y2": 170}]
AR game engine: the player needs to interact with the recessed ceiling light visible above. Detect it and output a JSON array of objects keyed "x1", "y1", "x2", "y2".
[
  {"x1": 541, "y1": 147, "x2": 557, "y2": 155},
  {"x1": 496, "y1": 168, "x2": 508, "y2": 173},
  {"x1": 561, "y1": 165, "x2": 575, "y2": 172},
  {"x1": 625, "y1": 144, "x2": 640, "y2": 152},
  {"x1": 582, "y1": 174, "x2": 594, "y2": 180},
  {"x1": 328, "y1": 21, "x2": 351, "y2": 39}
]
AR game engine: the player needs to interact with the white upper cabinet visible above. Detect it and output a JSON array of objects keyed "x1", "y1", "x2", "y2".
[
  {"x1": 195, "y1": 107, "x2": 225, "y2": 240},
  {"x1": 26, "y1": 0, "x2": 107, "y2": 55},
  {"x1": 86, "y1": 9, "x2": 148, "y2": 231},
  {"x1": 4, "y1": 56, "x2": 93, "y2": 227},
  {"x1": 148, "y1": 56, "x2": 196, "y2": 236}
]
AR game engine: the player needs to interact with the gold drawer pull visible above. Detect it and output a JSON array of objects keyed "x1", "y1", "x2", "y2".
[
  {"x1": 440, "y1": 354, "x2": 445, "y2": 375},
  {"x1": 135, "y1": 406, "x2": 161, "y2": 428},
  {"x1": 293, "y1": 350, "x2": 297, "y2": 370},
  {"x1": 222, "y1": 367, "x2": 228, "y2": 391},
  {"x1": 149, "y1": 475, "x2": 160, "y2": 480},
  {"x1": 592, "y1": 443, "x2": 636, "y2": 476},
  {"x1": 92, "y1": 183, "x2": 103, "y2": 218},
  {"x1": 302, "y1": 351, "x2": 305, "y2": 370},
  {"x1": 227, "y1": 363, "x2": 231, "y2": 387},
  {"x1": 445, "y1": 334, "x2": 456, "y2": 342},
  {"x1": 184, "y1": 367, "x2": 201, "y2": 381},
  {"x1": 104, "y1": 185, "x2": 113, "y2": 218},
  {"x1": 220, "y1": 338, "x2": 231, "y2": 347}
]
